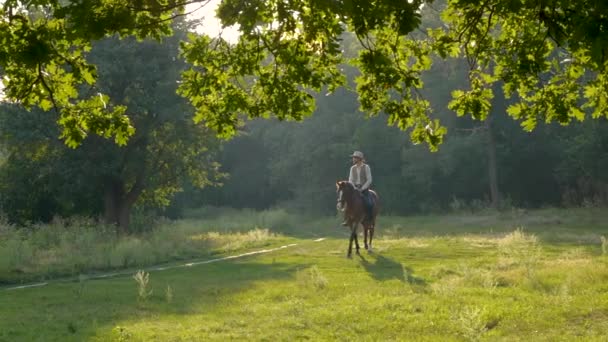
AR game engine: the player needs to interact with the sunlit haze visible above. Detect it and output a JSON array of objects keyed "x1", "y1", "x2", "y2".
[{"x1": 186, "y1": 0, "x2": 240, "y2": 42}]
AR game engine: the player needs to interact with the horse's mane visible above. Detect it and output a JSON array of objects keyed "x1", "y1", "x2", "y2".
[
  {"x1": 337, "y1": 180, "x2": 356, "y2": 193},
  {"x1": 342, "y1": 181, "x2": 355, "y2": 190},
  {"x1": 337, "y1": 180, "x2": 378, "y2": 201}
]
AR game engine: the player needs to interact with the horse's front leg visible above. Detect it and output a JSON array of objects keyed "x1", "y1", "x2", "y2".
[
  {"x1": 353, "y1": 223, "x2": 361, "y2": 255},
  {"x1": 347, "y1": 225, "x2": 354, "y2": 258}
]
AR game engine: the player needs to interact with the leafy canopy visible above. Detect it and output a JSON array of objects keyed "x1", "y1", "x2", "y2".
[{"x1": 2, "y1": 0, "x2": 608, "y2": 150}]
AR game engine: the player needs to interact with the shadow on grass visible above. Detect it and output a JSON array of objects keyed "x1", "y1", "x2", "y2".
[
  {"x1": 357, "y1": 253, "x2": 426, "y2": 285},
  {"x1": 0, "y1": 259, "x2": 309, "y2": 341}
]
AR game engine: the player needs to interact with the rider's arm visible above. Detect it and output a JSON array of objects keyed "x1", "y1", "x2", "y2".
[
  {"x1": 361, "y1": 164, "x2": 372, "y2": 190},
  {"x1": 348, "y1": 165, "x2": 356, "y2": 185}
]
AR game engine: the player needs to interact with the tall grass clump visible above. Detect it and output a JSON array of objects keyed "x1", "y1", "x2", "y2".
[
  {"x1": 112, "y1": 326, "x2": 133, "y2": 342},
  {"x1": 191, "y1": 228, "x2": 277, "y2": 254},
  {"x1": 0, "y1": 230, "x2": 34, "y2": 279},
  {"x1": 0, "y1": 218, "x2": 115, "y2": 282},
  {"x1": 182, "y1": 206, "x2": 323, "y2": 236},
  {"x1": 431, "y1": 264, "x2": 498, "y2": 296},
  {"x1": 452, "y1": 306, "x2": 489, "y2": 341},
  {"x1": 109, "y1": 237, "x2": 156, "y2": 268},
  {"x1": 133, "y1": 270, "x2": 152, "y2": 302},
  {"x1": 297, "y1": 265, "x2": 328, "y2": 290},
  {"x1": 165, "y1": 284, "x2": 174, "y2": 303},
  {"x1": 497, "y1": 228, "x2": 541, "y2": 279},
  {"x1": 460, "y1": 265, "x2": 498, "y2": 291}
]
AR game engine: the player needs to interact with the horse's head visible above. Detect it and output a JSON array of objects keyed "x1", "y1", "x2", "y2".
[{"x1": 336, "y1": 180, "x2": 355, "y2": 211}]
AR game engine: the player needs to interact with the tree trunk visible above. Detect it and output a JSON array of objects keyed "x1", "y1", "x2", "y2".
[
  {"x1": 117, "y1": 201, "x2": 133, "y2": 232},
  {"x1": 103, "y1": 177, "x2": 144, "y2": 233},
  {"x1": 485, "y1": 117, "x2": 500, "y2": 209},
  {"x1": 104, "y1": 180, "x2": 122, "y2": 227}
]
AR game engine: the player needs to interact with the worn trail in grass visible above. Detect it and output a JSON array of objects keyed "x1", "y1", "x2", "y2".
[{"x1": 2, "y1": 216, "x2": 608, "y2": 341}]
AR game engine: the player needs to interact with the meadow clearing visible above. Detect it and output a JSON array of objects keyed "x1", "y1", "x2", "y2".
[{"x1": 1, "y1": 207, "x2": 607, "y2": 341}]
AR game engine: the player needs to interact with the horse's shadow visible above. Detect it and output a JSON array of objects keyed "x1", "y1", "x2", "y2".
[{"x1": 358, "y1": 253, "x2": 426, "y2": 285}]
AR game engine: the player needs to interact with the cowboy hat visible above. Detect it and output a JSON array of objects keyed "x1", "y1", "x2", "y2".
[{"x1": 350, "y1": 151, "x2": 364, "y2": 159}]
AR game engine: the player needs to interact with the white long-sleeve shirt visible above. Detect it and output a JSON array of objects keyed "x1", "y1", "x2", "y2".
[{"x1": 349, "y1": 163, "x2": 372, "y2": 190}]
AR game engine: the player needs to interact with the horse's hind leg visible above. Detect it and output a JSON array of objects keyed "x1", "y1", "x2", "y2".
[
  {"x1": 354, "y1": 230, "x2": 361, "y2": 255},
  {"x1": 364, "y1": 225, "x2": 369, "y2": 250},
  {"x1": 368, "y1": 224, "x2": 375, "y2": 252}
]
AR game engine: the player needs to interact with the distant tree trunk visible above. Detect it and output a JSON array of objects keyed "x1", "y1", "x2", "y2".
[
  {"x1": 485, "y1": 117, "x2": 500, "y2": 209},
  {"x1": 104, "y1": 179, "x2": 121, "y2": 226},
  {"x1": 104, "y1": 177, "x2": 145, "y2": 233},
  {"x1": 116, "y1": 200, "x2": 134, "y2": 232}
]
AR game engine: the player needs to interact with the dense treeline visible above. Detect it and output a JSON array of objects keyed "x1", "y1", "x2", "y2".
[{"x1": 189, "y1": 62, "x2": 608, "y2": 215}]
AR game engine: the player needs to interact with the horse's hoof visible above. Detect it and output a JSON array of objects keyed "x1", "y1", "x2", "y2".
[
  {"x1": 356, "y1": 250, "x2": 360, "y2": 255},
  {"x1": 347, "y1": 254, "x2": 352, "y2": 259}
]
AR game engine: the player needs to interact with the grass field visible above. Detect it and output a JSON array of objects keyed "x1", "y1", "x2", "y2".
[{"x1": 1, "y1": 208, "x2": 608, "y2": 341}]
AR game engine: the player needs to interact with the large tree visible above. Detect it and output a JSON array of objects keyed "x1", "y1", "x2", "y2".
[
  {"x1": 1, "y1": 0, "x2": 608, "y2": 150},
  {"x1": 0, "y1": 25, "x2": 223, "y2": 230},
  {"x1": 88, "y1": 32, "x2": 223, "y2": 230}
]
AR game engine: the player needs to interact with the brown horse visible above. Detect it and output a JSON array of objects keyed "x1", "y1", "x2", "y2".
[{"x1": 336, "y1": 180, "x2": 379, "y2": 257}]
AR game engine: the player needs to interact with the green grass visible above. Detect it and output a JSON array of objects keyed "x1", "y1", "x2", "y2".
[
  {"x1": 0, "y1": 214, "x2": 294, "y2": 285},
  {"x1": 1, "y1": 208, "x2": 608, "y2": 341}
]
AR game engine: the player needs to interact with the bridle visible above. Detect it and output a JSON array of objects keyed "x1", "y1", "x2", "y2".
[{"x1": 337, "y1": 181, "x2": 369, "y2": 212}]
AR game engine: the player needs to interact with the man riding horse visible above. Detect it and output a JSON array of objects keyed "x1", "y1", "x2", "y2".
[
  {"x1": 336, "y1": 150, "x2": 379, "y2": 256},
  {"x1": 343, "y1": 150, "x2": 374, "y2": 225}
]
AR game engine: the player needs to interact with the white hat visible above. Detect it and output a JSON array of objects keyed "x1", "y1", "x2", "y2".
[{"x1": 351, "y1": 151, "x2": 364, "y2": 159}]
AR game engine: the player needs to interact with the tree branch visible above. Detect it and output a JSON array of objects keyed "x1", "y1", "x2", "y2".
[{"x1": 37, "y1": 63, "x2": 60, "y2": 113}]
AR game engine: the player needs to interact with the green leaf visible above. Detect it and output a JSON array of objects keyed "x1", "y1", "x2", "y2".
[
  {"x1": 507, "y1": 103, "x2": 524, "y2": 119},
  {"x1": 39, "y1": 99, "x2": 53, "y2": 111}
]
